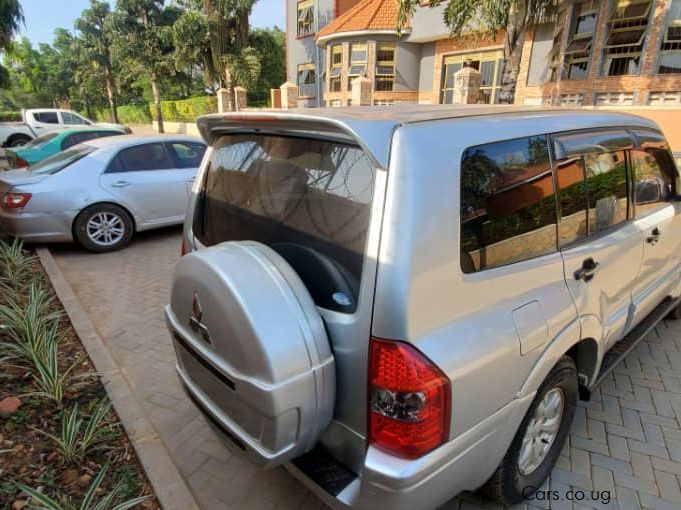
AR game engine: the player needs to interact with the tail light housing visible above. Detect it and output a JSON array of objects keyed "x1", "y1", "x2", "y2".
[
  {"x1": 15, "y1": 157, "x2": 28, "y2": 168},
  {"x1": 368, "y1": 337, "x2": 451, "y2": 459},
  {"x1": 2, "y1": 192, "x2": 32, "y2": 209}
]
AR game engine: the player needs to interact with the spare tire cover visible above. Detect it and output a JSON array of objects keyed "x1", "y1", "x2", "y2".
[{"x1": 167, "y1": 241, "x2": 335, "y2": 466}]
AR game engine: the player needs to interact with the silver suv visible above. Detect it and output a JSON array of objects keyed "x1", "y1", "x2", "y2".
[{"x1": 165, "y1": 106, "x2": 681, "y2": 508}]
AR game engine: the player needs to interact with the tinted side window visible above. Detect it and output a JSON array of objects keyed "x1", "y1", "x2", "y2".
[
  {"x1": 112, "y1": 143, "x2": 175, "y2": 172},
  {"x1": 632, "y1": 148, "x2": 676, "y2": 217},
  {"x1": 169, "y1": 141, "x2": 206, "y2": 168},
  {"x1": 34, "y1": 112, "x2": 59, "y2": 124},
  {"x1": 556, "y1": 157, "x2": 588, "y2": 245},
  {"x1": 585, "y1": 150, "x2": 628, "y2": 234},
  {"x1": 460, "y1": 135, "x2": 556, "y2": 273},
  {"x1": 62, "y1": 132, "x2": 99, "y2": 150}
]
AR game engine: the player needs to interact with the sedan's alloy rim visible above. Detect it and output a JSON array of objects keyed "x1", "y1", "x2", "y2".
[
  {"x1": 517, "y1": 387, "x2": 564, "y2": 476},
  {"x1": 86, "y1": 212, "x2": 125, "y2": 246}
]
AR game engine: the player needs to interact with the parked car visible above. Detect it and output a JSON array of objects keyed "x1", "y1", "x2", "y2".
[
  {"x1": 0, "y1": 135, "x2": 206, "y2": 252},
  {"x1": 0, "y1": 127, "x2": 127, "y2": 169},
  {"x1": 0, "y1": 108, "x2": 131, "y2": 148},
  {"x1": 165, "y1": 107, "x2": 681, "y2": 509}
]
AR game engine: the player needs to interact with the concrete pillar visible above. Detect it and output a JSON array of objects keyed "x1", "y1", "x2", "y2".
[
  {"x1": 234, "y1": 86, "x2": 247, "y2": 111},
  {"x1": 270, "y1": 89, "x2": 282, "y2": 108},
  {"x1": 280, "y1": 81, "x2": 299, "y2": 110},
  {"x1": 453, "y1": 64, "x2": 481, "y2": 104},
  {"x1": 350, "y1": 76, "x2": 372, "y2": 106},
  {"x1": 216, "y1": 88, "x2": 231, "y2": 113}
]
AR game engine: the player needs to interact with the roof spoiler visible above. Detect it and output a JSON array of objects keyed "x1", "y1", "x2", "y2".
[{"x1": 196, "y1": 112, "x2": 397, "y2": 169}]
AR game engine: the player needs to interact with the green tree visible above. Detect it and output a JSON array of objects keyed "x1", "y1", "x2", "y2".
[
  {"x1": 398, "y1": 0, "x2": 554, "y2": 104},
  {"x1": 0, "y1": 0, "x2": 23, "y2": 49},
  {"x1": 76, "y1": 0, "x2": 120, "y2": 122},
  {"x1": 173, "y1": 10, "x2": 217, "y2": 89},
  {"x1": 249, "y1": 27, "x2": 284, "y2": 106},
  {"x1": 110, "y1": 0, "x2": 183, "y2": 132}
]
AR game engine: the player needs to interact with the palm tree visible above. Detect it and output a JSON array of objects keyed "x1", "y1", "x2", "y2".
[{"x1": 0, "y1": 0, "x2": 23, "y2": 50}]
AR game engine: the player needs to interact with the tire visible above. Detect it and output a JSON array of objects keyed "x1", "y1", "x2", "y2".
[
  {"x1": 666, "y1": 303, "x2": 681, "y2": 320},
  {"x1": 73, "y1": 204, "x2": 134, "y2": 253},
  {"x1": 7, "y1": 134, "x2": 32, "y2": 147},
  {"x1": 485, "y1": 356, "x2": 578, "y2": 506}
]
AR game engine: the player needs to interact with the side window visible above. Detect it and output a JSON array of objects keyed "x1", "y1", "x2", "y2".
[
  {"x1": 554, "y1": 130, "x2": 632, "y2": 244},
  {"x1": 110, "y1": 143, "x2": 175, "y2": 172},
  {"x1": 62, "y1": 112, "x2": 85, "y2": 125},
  {"x1": 631, "y1": 148, "x2": 676, "y2": 217},
  {"x1": 460, "y1": 135, "x2": 556, "y2": 273},
  {"x1": 62, "y1": 132, "x2": 99, "y2": 150},
  {"x1": 168, "y1": 142, "x2": 206, "y2": 169},
  {"x1": 34, "y1": 111, "x2": 59, "y2": 124}
]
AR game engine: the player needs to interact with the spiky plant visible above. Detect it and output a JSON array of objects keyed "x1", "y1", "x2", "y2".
[
  {"x1": 29, "y1": 340, "x2": 80, "y2": 405},
  {"x1": 0, "y1": 237, "x2": 36, "y2": 291},
  {"x1": 17, "y1": 462, "x2": 150, "y2": 510}
]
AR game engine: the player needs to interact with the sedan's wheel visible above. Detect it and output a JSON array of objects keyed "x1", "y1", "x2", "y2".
[
  {"x1": 485, "y1": 355, "x2": 577, "y2": 506},
  {"x1": 74, "y1": 204, "x2": 133, "y2": 252}
]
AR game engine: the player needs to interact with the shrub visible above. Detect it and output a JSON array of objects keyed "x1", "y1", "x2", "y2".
[
  {"x1": 152, "y1": 96, "x2": 217, "y2": 123},
  {"x1": 0, "y1": 111, "x2": 21, "y2": 122},
  {"x1": 116, "y1": 104, "x2": 152, "y2": 124}
]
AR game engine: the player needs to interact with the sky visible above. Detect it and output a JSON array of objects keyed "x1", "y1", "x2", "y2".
[{"x1": 17, "y1": 0, "x2": 285, "y2": 46}]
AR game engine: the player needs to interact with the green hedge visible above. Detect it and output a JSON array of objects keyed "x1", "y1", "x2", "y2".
[
  {"x1": 117, "y1": 104, "x2": 152, "y2": 124},
  {"x1": 0, "y1": 111, "x2": 22, "y2": 122},
  {"x1": 152, "y1": 96, "x2": 217, "y2": 123}
]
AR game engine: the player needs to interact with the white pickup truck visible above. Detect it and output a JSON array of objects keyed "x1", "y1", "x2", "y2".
[{"x1": 0, "y1": 109, "x2": 130, "y2": 147}]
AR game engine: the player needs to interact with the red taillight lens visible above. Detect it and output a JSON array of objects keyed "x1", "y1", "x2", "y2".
[
  {"x1": 2, "y1": 192, "x2": 32, "y2": 209},
  {"x1": 15, "y1": 157, "x2": 28, "y2": 168},
  {"x1": 368, "y1": 337, "x2": 451, "y2": 459}
]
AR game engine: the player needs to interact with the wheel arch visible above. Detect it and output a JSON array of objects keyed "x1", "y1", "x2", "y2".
[{"x1": 6, "y1": 132, "x2": 33, "y2": 146}]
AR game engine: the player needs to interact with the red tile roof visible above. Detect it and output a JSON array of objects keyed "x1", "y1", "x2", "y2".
[{"x1": 316, "y1": 0, "x2": 408, "y2": 41}]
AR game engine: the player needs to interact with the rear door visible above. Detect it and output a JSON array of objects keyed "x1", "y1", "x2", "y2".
[
  {"x1": 630, "y1": 130, "x2": 681, "y2": 322},
  {"x1": 554, "y1": 129, "x2": 642, "y2": 350},
  {"x1": 165, "y1": 140, "x2": 206, "y2": 197},
  {"x1": 29, "y1": 111, "x2": 63, "y2": 134},
  {"x1": 100, "y1": 142, "x2": 189, "y2": 223}
]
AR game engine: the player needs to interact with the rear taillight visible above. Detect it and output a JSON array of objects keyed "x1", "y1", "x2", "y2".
[
  {"x1": 2, "y1": 192, "x2": 32, "y2": 209},
  {"x1": 181, "y1": 238, "x2": 186, "y2": 256},
  {"x1": 368, "y1": 337, "x2": 451, "y2": 459},
  {"x1": 15, "y1": 157, "x2": 28, "y2": 168}
]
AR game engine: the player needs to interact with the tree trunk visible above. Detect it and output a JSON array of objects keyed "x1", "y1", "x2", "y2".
[
  {"x1": 498, "y1": 4, "x2": 529, "y2": 105},
  {"x1": 104, "y1": 66, "x2": 119, "y2": 124},
  {"x1": 83, "y1": 92, "x2": 93, "y2": 120},
  {"x1": 151, "y1": 75, "x2": 164, "y2": 133},
  {"x1": 225, "y1": 68, "x2": 235, "y2": 112}
]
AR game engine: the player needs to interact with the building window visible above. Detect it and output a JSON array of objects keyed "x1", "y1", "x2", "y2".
[
  {"x1": 440, "y1": 50, "x2": 503, "y2": 104},
  {"x1": 297, "y1": 63, "x2": 316, "y2": 98},
  {"x1": 564, "y1": 1, "x2": 597, "y2": 80},
  {"x1": 547, "y1": 21, "x2": 565, "y2": 82},
  {"x1": 347, "y1": 43, "x2": 367, "y2": 90},
  {"x1": 297, "y1": 0, "x2": 314, "y2": 37},
  {"x1": 329, "y1": 45, "x2": 342, "y2": 92},
  {"x1": 595, "y1": 91, "x2": 635, "y2": 105},
  {"x1": 648, "y1": 90, "x2": 681, "y2": 105},
  {"x1": 602, "y1": 0, "x2": 652, "y2": 76},
  {"x1": 658, "y1": 0, "x2": 681, "y2": 73},
  {"x1": 375, "y1": 44, "x2": 395, "y2": 91},
  {"x1": 560, "y1": 93, "x2": 584, "y2": 106}
]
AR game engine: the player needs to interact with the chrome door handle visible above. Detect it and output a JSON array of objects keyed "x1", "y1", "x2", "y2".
[
  {"x1": 646, "y1": 227, "x2": 661, "y2": 245},
  {"x1": 111, "y1": 180, "x2": 131, "y2": 188},
  {"x1": 574, "y1": 257, "x2": 599, "y2": 282}
]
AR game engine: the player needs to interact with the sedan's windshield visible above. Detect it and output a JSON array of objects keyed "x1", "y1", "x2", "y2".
[
  {"x1": 24, "y1": 132, "x2": 59, "y2": 149},
  {"x1": 29, "y1": 145, "x2": 95, "y2": 175}
]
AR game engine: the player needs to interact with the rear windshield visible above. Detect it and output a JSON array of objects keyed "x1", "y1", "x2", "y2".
[
  {"x1": 29, "y1": 145, "x2": 94, "y2": 175},
  {"x1": 24, "y1": 132, "x2": 58, "y2": 149},
  {"x1": 194, "y1": 134, "x2": 377, "y2": 313}
]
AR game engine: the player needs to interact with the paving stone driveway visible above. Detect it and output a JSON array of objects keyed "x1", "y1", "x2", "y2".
[{"x1": 50, "y1": 228, "x2": 681, "y2": 510}]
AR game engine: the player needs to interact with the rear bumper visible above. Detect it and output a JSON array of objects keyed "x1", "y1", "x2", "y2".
[
  {"x1": 0, "y1": 209, "x2": 74, "y2": 242},
  {"x1": 167, "y1": 305, "x2": 534, "y2": 509}
]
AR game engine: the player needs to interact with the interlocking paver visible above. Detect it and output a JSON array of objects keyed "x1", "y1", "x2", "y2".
[{"x1": 50, "y1": 229, "x2": 681, "y2": 509}]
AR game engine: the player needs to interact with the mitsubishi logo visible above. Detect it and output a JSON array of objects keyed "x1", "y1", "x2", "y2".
[{"x1": 189, "y1": 292, "x2": 212, "y2": 345}]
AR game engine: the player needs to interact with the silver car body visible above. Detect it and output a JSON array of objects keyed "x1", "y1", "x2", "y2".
[
  {"x1": 170, "y1": 106, "x2": 681, "y2": 509},
  {"x1": 0, "y1": 135, "x2": 204, "y2": 243}
]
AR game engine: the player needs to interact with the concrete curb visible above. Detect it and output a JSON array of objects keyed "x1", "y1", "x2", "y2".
[{"x1": 37, "y1": 247, "x2": 200, "y2": 510}]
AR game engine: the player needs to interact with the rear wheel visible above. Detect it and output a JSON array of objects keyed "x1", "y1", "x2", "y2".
[
  {"x1": 74, "y1": 204, "x2": 133, "y2": 252},
  {"x1": 485, "y1": 356, "x2": 577, "y2": 505},
  {"x1": 7, "y1": 134, "x2": 32, "y2": 147}
]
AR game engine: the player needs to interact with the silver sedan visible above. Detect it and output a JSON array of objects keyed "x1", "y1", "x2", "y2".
[{"x1": 0, "y1": 135, "x2": 206, "y2": 252}]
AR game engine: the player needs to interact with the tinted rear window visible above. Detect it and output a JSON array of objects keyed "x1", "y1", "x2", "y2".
[{"x1": 194, "y1": 134, "x2": 376, "y2": 313}]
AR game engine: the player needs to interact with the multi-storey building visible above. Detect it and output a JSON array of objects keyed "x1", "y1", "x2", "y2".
[{"x1": 285, "y1": 0, "x2": 681, "y2": 108}]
